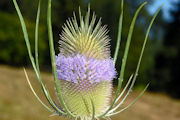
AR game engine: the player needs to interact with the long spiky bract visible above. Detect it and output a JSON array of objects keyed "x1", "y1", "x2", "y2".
[
  {"x1": 107, "y1": 84, "x2": 149, "y2": 117},
  {"x1": 113, "y1": 0, "x2": 123, "y2": 64},
  {"x1": 47, "y1": 0, "x2": 75, "y2": 118},
  {"x1": 99, "y1": 2, "x2": 147, "y2": 118},
  {"x1": 115, "y1": 74, "x2": 134, "y2": 103},
  {"x1": 105, "y1": 3, "x2": 164, "y2": 117},
  {"x1": 35, "y1": 0, "x2": 41, "y2": 73},
  {"x1": 12, "y1": 0, "x2": 67, "y2": 116},
  {"x1": 23, "y1": 68, "x2": 53, "y2": 112},
  {"x1": 12, "y1": 0, "x2": 163, "y2": 119}
]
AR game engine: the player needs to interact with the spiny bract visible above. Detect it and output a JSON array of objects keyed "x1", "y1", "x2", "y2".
[
  {"x1": 13, "y1": 0, "x2": 161, "y2": 119},
  {"x1": 55, "y1": 7, "x2": 117, "y2": 119}
]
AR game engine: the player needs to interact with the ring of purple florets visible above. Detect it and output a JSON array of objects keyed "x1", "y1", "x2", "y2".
[{"x1": 55, "y1": 54, "x2": 117, "y2": 84}]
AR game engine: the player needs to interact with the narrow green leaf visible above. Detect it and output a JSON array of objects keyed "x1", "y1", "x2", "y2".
[
  {"x1": 107, "y1": 84, "x2": 149, "y2": 117},
  {"x1": 47, "y1": 0, "x2": 75, "y2": 118},
  {"x1": 13, "y1": 0, "x2": 66, "y2": 115},
  {"x1": 12, "y1": 0, "x2": 33, "y2": 62},
  {"x1": 24, "y1": 68, "x2": 66, "y2": 116},
  {"x1": 44, "y1": 88, "x2": 67, "y2": 116},
  {"x1": 132, "y1": 4, "x2": 164, "y2": 86},
  {"x1": 108, "y1": 74, "x2": 136, "y2": 114},
  {"x1": 23, "y1": 68, "x2": 54, "y2": 113},
  {"x1": 113, "y1": 0, "x2": 124, "y2": 64},
  {"x1": 35, "y1": 0, "x2": 41, "y2": 72},
  {"x1": 115, "y1": 74, "x2": 133, "y2": 103},
  {"x1": 99, "y1": 2, "x2": 147, "y2": 118},
  {"x1": 117, "y1": 1, "x2": 147, "y2": 97},
  {"x1": 107, "y1": 5, "x2": 163, "y2": 116}
]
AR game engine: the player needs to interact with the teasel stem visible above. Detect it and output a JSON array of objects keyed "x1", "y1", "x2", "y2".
[{"x1": 47, "y1": 0, "x2": 75, "y2": 118}]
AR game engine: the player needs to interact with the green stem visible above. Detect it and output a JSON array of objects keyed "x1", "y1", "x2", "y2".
[
  {"x1": 47, "y1": 0, "x2": 75, "y2": 118},
  {"x1": 113, "y1": 0, "x2": 124, "y2": 64}
]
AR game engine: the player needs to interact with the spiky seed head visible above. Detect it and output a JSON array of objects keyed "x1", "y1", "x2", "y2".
[
  {"x1": 59, "y1": 7, "x2": 110, "y2": 60},
  {"x1": 55, "y1": 6, "x2": 117, "y2": 119}
]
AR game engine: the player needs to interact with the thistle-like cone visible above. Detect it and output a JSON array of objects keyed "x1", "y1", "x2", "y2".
[{"x1": 55, "y1": 7, "x2": 117, "y2": 119}]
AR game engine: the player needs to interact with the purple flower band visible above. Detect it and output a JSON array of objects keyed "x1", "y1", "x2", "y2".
[{"x1": 55, "y1": 54, "x2": 117, "y2": 84}]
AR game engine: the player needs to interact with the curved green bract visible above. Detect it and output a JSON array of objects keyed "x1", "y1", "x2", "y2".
[
  {"x1": 12, "y1": 0, "x2": 66, "y2": 116},
  {"x1": 99, "y1": 2, "x2": 147, "y2": 118},
  {"x1": 113, "y1": 0, "x2": 124, "y2": 64},
  {"x1": 107, "y1": 84, "x2": 149, "y2": 117},
  {"x1": 23, "y1": 68, "x2": 54, "y2": 113},
  {"x1": 12, "y1": 0, "x2": 163, "y2": 119},
  {"x1": 106, "y1": 3, "x2": 163, "y2": 117},
  {"x1": 35, "y1": 0, "x2": 41, "y2": 73}
]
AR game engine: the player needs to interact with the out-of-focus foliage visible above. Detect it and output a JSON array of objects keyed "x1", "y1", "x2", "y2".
[
  {"x1": 0, "y1": 11, "x2": 47, "y2": 65},
  {"x1": 0, "y1": 0, "x2": 155, "y2": 85},
  {"x1": 2, "y1": 0, "x2": 180, "y2": 97},
  {"x1": 153, "y1": 1, "x2": 180, "y2": 98}
]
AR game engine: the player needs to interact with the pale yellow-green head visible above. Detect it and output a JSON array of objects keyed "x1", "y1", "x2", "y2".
[{"x1": 55, "y1": 6, "x2": 116, "y2": 119}]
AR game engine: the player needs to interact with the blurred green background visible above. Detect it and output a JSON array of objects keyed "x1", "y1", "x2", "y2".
[{"x1": 0, "y1": 0, "x2": 180, "y2": 120}]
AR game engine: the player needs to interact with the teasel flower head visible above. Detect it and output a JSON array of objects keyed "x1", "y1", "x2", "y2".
[
  {"x1": 55, "y1": 6, "x2": 117, "y2": 119},
  {"x1": 13, "y1": 0, "x2": 162, "y2": 119}
]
